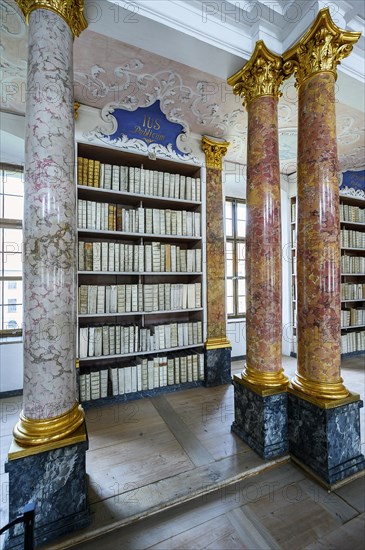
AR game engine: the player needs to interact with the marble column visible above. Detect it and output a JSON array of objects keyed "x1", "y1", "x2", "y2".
[
  {"x1": 202, "y1": 136, "x2": 232, "y2": 386},
  {"x1": 5, "y1": 3, "x2": 90, "y2": 549},
  {"x1": 227, "y1": 41, "x2": 289, "y2": 458},
  {"x1": 283, "y1": 8, "x2": 364, "y2": 485}
]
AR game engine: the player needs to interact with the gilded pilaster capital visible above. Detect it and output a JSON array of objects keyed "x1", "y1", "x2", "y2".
[
  {"x1": 283, "y1": 8, "x2": 361, "y2": 87},
  {"x1": 74, "y1": 101, "x2": 80, "y2": 120},
  {"x1": 16, "y1": 0, "x2": 87, "y2": 38},
  {"x1": 202, "y1": 136, "x2": 230, "y2": 170},
  {"x1": 227, "y1": 40, "x2": 288, "y2": 108}
]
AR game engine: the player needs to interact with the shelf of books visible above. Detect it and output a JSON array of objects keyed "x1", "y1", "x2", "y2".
[
  {"x1": 76, "y1": 143, "x2": 205, "y2": 406},
  {"x1": 340, "y1": 194, "x2": 365, "y2": 356}
]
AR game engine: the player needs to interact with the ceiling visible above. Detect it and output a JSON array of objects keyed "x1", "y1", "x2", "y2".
[{"x1": 1, "y1": 0, "x2": 364, "y2": 174}]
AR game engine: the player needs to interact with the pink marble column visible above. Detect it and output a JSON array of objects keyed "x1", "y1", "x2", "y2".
[
  {"x1": 283, "y1": 9, "x2": 361, "y2": 400},
  {"x1": 228, "y1": 41, "x2": 288, "y2": 390},
  {"x1": 12, "y1": 5, "x2": 86, "y2": 446}
]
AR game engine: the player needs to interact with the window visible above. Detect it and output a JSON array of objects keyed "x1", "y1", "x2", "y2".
[
  {"x1": 0, "y1": 164, "x2": 23, "y2": 336},
  {"x1": 225, "y1": 198, "x2": 246, "y2": 317}
]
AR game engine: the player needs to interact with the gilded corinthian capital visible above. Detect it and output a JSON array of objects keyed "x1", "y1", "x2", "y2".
[
  {"x1": 16, "y1": 0, "x2": 87, "y2": 38},
  {"x1": 227, "y1": 40, "x2": 288, "y2": 108},
  {"x1": 202, "y1": 136, "x2": 230, "y2": 170},
  {"x1": 283, "y1": 8, "x2": 361, "y2": 87}
]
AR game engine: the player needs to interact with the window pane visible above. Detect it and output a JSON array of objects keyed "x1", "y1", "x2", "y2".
[
  {"x1": 237, "y1": 243, "x2": 245, "y2": 276},
  {"x1": 3, "y1": 253, "x2": 22, "y2": 276},
  {"x1": 4, "y1": 280, "x2": 22, "y2": 305},
  {"x1": 237, "y1": 202, "x2": 246, "y2": 221},
  {"x1": 225, "y1": 201, "x2": 233, "y2": 237},
  {"x1": 238, "y1": 278, "x2": 246, "y2": 297},
  {"x1": 227, "y1": 296, "x2": 234, "y2": 316},
  {"x1": 3, "y1": 304, "x2": 22, "y2": 330},
  {"x1": 237, "y1": 218, "x2": 246, "y2": 238},
  {"x1": 4, "y1": 195, "x2": 23, "y2": 219},
  {"x1": 238, "y1": 295, "x2": 246, "y2": 315},
  {"x1": 226, "y1": 278, "x2": 234, "y2": 297},
  {"x1": 3, "y1": 171, "x2": 23, "y2": 196},
  {"x1": 2, "y1": 228, "x2": 23, "y2": 252},
  {"x1": 226, "y1": 242, "x2": 234, "y2": 277}
]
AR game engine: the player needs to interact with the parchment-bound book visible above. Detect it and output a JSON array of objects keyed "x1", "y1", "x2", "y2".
[
  {"x1": 82, "y1": 158, "x2": 88, "y2": 188},
  {"x1": 120, "y1": 166, "x2": 128, "y2": 192},
  {"x1": 194, "y1": 212, "x2": 201, "y2": 236},
  {"x1": 115, "y1": 326, "x2": 121, "y2": 355},
  {"x1": 96, "y1": 286, "x2": 105, "y2": 314},
  {"x1": 125, "y1": 285, "x2": 132, "y2": 313},
  {"x1": 79, "y1": 327, "x2": 88, "y2": 358},
  {"x1": 174, "y1": 355, "x2": 180, "y2": 384},
  {"x1": 109, "y1": 367, "x2": 119, "y2": 396},
  {"x1": 129, "y1": 167, "x2": 135, "y2": 193},
  {"x1": 163, "y1": 172, "x2": 170, "y2": 198},
  {"x1": 191, "y1": 177, "x2": 196, "y2": 202},
  {"x1": 78, "y1": 241, "x2": 85, "y2": 271},
  {"x1": 169, "y1": 174, "x2": 175, "y2": 198},
  {"x1": 157, "y1": 172, "x2": 164, "y2": 196},
  {"x1": 124, "y1": 366, "x2": 132, "y2": 394},
  {"x1": 186, "y1": 212, "x2": 193, "y2": 236},
  {"x1": 118, "y1": 367, "x2": 125, "y2": 395},
  {"x1": 187, "y1": 354, "x2": 193, "y2": 382},
  {"x1": 87, "y1": 159, "x2": 94, "y2": 187},
  {"x1": 101, "y1": 242, "x2": 108, "y2": 272},
  {"x1": 77, "y1": 157, "x2": 84, "y2": 186},
  {"x1": 102, "y1": 325, "x2": 110, "y2": 356},
  {"x1": 195, "y1": 283, "x2": 201, "y2": 308},
  {"x1": 196, "y1": 248, "x2": 201, "y2": 272},
  {"x1": 108, "y1": 242, "x2": 115, "y2": 272},
  {"x1": 88, "y1": 285, "x2": 97, "y2": 315},
  {"x1": 192, "y1": 354, "x2": 198, "y2": 381},
  {"x1": 92, "y1": 242, "x2": 101, "y2": 271},
  {"x1": 186, "y1": 177, "x2": 192, "y2": 201},
  {"x1": 112, "y1": 165, "x2": 120, "y2": 191},
  {"x1": 180, "y1": 355, "x2": 187, "y2": 383},
  {"x1": 134, "y1": 167, "x2": 141, "y2": 194},
  {"x1": 180, "y1": 175, "x2": 186, "y2": 200},
  {"x1": 114, "y1": 243, "x2": 120, "y2": 272},
  {"x1": 93, "y1": 160, "x2": 101, "y2": 188},
  {"x1": 94, "y1": 327, "x2": 103, "y2": 357},
  {"x1": 110, "y1": 285, "x2": 117, "y2": 314},
  {"x1": 145, "y1": 208, "x2": 153, "y2": 234},
  {"x1": 78, "y1": 285, "x2": 88, "y2": 315},
  {"x1": 88, "y1": 326, "x2": 95, "y2": 357},
  {"x1": 104, "y1": 164, "x2": 112, "y2": 190},
  {"x1": 90, "y1": 371, "x2": 100, "y2": 400},
  {"x1": 196, "y1": 177, "x2": 201, "y2": 202},
  {"x1": 198, "y1": 353, "x2": 204, "y2": 380},
  {"x1": 109, "y1": 326, "x2": 116, "y2": 356}
]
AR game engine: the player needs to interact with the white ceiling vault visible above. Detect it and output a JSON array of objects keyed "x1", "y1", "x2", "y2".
[{"x1": 1, "y1": 0, "x2": 364, "y2": 173}]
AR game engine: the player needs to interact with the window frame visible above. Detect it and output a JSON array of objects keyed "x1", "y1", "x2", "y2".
[
  {"x1": 0, "y1": 163, "x2": 24, "y2": 338},
  {"x1": 225, "y1": 197, "x2": 246, "y2": 319}
]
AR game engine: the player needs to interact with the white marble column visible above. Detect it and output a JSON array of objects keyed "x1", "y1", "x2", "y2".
[{"x1": 13, "y1": 5, "x2": 86, "y2": 444}]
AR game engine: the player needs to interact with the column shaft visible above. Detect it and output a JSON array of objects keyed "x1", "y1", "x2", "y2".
[
  {"x1": 23, "y1": 8, "x2": 77, "y2": 419},
  {"x1": 296, "y1": 71, "x2": 342, "y2": 390},
  {"x1": 202, "y1": 137, "x2": 232, "y2": 386},
  {"x1": 246, "y1": 95, "x2": 282, "y2": 379}
]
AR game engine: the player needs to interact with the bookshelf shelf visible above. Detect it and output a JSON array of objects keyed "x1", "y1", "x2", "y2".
[
  {"x1": 76, "y1": 142, "x2": 205, "y2": 403},
  {"x1": 78, "y1": 308, "x2": 204, "y2": 318},
  {"x1": 340, "y1": 194, "x2": 365, "y2": 356}
]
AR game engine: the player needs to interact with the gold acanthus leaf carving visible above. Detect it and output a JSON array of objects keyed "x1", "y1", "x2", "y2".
[
  {"x1": 283, "y1": 8, "x2": 361, "y2": 87},
  {"x1": 227, "y1": 40, "x2": 289, "y2": 108},
  {"x1": 202, "y1": 136, "x2": 230, "y2": 170},
  {"x1": 16, "y1": 0, "x2": 87, "y2": 38}
]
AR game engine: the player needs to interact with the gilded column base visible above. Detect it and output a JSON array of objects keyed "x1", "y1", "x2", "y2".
[
  {"x1": 290, "y1": 372, "x2": 350, "y2": 404},
  {"x1": 236, "y1": 365, "x2": 289, "y2": 395},
  {"x1": 205, "y1": 337, "x2": 231, "y2": 350},
  {"x1": 12, "y1": 402, "x2": 85, "y2": 448}
]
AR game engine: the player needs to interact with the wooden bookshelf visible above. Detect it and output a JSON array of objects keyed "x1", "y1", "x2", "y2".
[{"x1": 76, "y1": 142, "x2": 205, "y2": 404}]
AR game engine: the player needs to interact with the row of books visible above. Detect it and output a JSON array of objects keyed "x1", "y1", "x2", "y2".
[
  {"x1": 78, "y1": 200, "x2": 201, "y2": 236},
  {"x1": 340, "y1": 229, "x2": 365, "y2": 249},
  {"x1": 79, "y1": 351, "x2": 205, "y2": 401},
  {"x1": 77, "y1": 157, "x2": 201, "y2": 201},
  {"x1": 79, "y1": 321, "x2": 203, "y2": 358},
  {"x1": 341, "y1": 307, "x2": 365, "y2": 328},
  {"x1": 340, "y1": 204, "x2": 365, "y2": 224},
  {"x1": 341, "y1": 255, "x2": 365, "y2": 274},
  {"x1": 341, "y1": 283, "x2": 365, "y2": 301},
  {"x1": 79, "y1": 283, "x2": 202, "y2": 314},
  {"x1": 341, "y1": 330, "x2": 365, "y2": 354},
  {"x1": 78, "y1": 241, "x2": 201, "y2": 273}
]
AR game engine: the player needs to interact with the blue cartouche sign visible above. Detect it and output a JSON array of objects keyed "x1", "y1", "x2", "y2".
[
  {"x1": 105, "y1": 100, "x2": 186, "y2": 155},
  {"x1": 340, "y1": 169, "x2": 365, "y2": 192}
]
